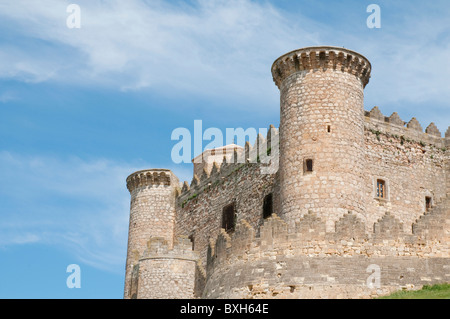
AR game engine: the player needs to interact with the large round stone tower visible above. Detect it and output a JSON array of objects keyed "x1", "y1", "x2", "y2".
[
  {"x1": 271, "y1": 46, "x2": 371, "y2": 231},
  {"x1": 123, "y1": 169, "x2": 180, "y2": 299}
]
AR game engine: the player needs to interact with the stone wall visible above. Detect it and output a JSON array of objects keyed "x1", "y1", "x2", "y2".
[
  {"x1": 363, "y1": 111, "x2": 448, "y2": 233},
  {"x1": 174, "y1": 126, "x2": 279, "y2": 271},
  {"x1": 137, "y1": 237, "x2": 198, "y2": 299},
  {"x1": 171, "y1": 109, "x2": 449, "y2": 298},
  {"x1": 364, "y1": 106, "x2": 446, "y2": 148},
  {"x1": 203, "y1": 213, "x2": 449, "y2": 299},
  {"x1": 175, "y1": 162, "x2": 278, "y2": 269}
]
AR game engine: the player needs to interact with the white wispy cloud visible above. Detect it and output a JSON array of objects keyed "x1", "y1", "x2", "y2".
[
  {"x1": 0, "y1": 151, "x2": 150, "y2": 273},
  {"x1": 0, "y1": 232, "x2": 40, "y2": 246},
  {"x1": 0, "y1": 0, "x2": 319, "y2": 103},
  {"x1": 0, "y1": 0, "x2": 448, "y2": 124}
]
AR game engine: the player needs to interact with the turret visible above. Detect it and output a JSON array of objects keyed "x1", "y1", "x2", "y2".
[
  {"x1": 123, "y1": 169, "x2": 180, "y2": 298},
  {"x1": 271, "y1": 46, "x2": 371, "y2": 230}
]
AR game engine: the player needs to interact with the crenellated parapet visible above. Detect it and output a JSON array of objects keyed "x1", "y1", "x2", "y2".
[
  {"x1": 364, "y1": 106, "x2": 447, "y2": 148},
  {"x1": 373, "y1": 212, "x2": 405, "y2": 241},
  {"x1": 407, "y1": 117, "x2": 423, "y2": 132},
  {"x1": 204, "y1": 209, "x2": 449, "y2": 299},
  {"x1": 126, "y1": 169, "x2": 175, "y2": 193},
  {"x1": 206, "y1": 206, "x2": 449, "y2": 277},
  {"x1": 425, "y1": 122, "x2": 441, "y2": 137},
  {"x1": 177, "y1": 126, "x2": 279, "y2": 206},
  {"x1": 334, "y1": 211, "x2": 367, "y2": 240},
  {"x1": 271, "y1": 46, "x2": 372, "y2": 89},
  {"x1": 412, "y1": 197, "x2": 450, "y2": 241}
]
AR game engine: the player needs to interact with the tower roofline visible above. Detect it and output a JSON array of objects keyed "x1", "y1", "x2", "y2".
[
  {"x1": 271, "y1": 46, "x2": 372, "y2": 89},
  {"x1": 126, "y1": 169, "x2": 178, "y2": 193}
]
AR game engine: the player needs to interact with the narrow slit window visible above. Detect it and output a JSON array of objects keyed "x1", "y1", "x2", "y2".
[
  {"x1": 222, "y1": 203, "x2": 236, "y2": 233},
  {"x1": 376, "y1": 179, "x2": 386, "y2": 199},
  {"x1": 263, "y1": 193, "x2": 273, "y2": 219},
  {"x1": 425, "y1": 197, "x2": 432, "y2": 212},
  {"x1": 188, "y1": 234, "x2": 195, "y2": 250},
  {"x1": 327, "y1": 125, "x2": 331, "y2": 133},
  {"x1": 305, "y1": 159, "x2": 313, "y2": 173}
]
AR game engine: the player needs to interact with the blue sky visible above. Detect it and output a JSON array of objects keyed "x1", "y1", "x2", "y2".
[{"x1": 0, "y1": 0, "x2": 449, "y2": 299}]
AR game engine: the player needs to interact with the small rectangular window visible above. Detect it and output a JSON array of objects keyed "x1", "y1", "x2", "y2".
[
  {"x1": 263, "y1": 193, "x2": 273, "y2": 219},
  {"x1": 304, "y1": 159, "x2": 313, "y2": 173},
  {"x1": 222, "y1": 203, "x2": 236, "y2": 233},
  {"x1": 327, "y1": 125, "x2": 331, "y2": 133},
  {"x1": 376, "y1": 179, "x2": 386, "y2": 199},
  {"x1": 425, "y1": 197, "x2": 432, "y2": 211}
]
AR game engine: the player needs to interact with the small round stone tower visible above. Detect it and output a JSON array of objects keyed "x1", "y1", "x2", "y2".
[
  {"x1": 271, "y1": 46, "x2": 371, "y2": 230},
  {"x1": 123, "y1": 169, "x2": 180, "y2": 299}
]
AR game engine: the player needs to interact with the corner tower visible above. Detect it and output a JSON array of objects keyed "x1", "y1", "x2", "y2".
[
  {"x1": 271, "y1": 46, "x2": 371, "y2": 230},
  {"x1": 123, "y1": 169, "x2": 180, "y2": 299}
]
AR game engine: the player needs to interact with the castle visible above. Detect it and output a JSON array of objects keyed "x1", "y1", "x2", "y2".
[{"x1": 123, "y1": 46, "x2": 450, "y2": 299}]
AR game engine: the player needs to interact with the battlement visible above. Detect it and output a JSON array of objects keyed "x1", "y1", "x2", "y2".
[
  {"x1": 177, "y1": 126, "x2": 279, "y2": 206},
  {"x1": 364, "y1": 106, "x2": 448, "y2": 148},
  {"x1": 205, "y1": 206, "x2": 449, "y2": 298},
  {"x1": 207, "y1": 209, "x2": 449, "y2": 271},
  {"x1": 204, "y1": 209, "x2": 449, "y2": 299},
  {"x1": 271, "y1": 46, "x2": 372, "y2": 89},
  {"x1": 126, "y1": 169, "x2": 178, "y2": 193}
]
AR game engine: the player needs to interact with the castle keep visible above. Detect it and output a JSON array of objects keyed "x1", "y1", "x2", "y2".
[{"x1": 123, "y1": 46, "x2": 450, "y2": 299}]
